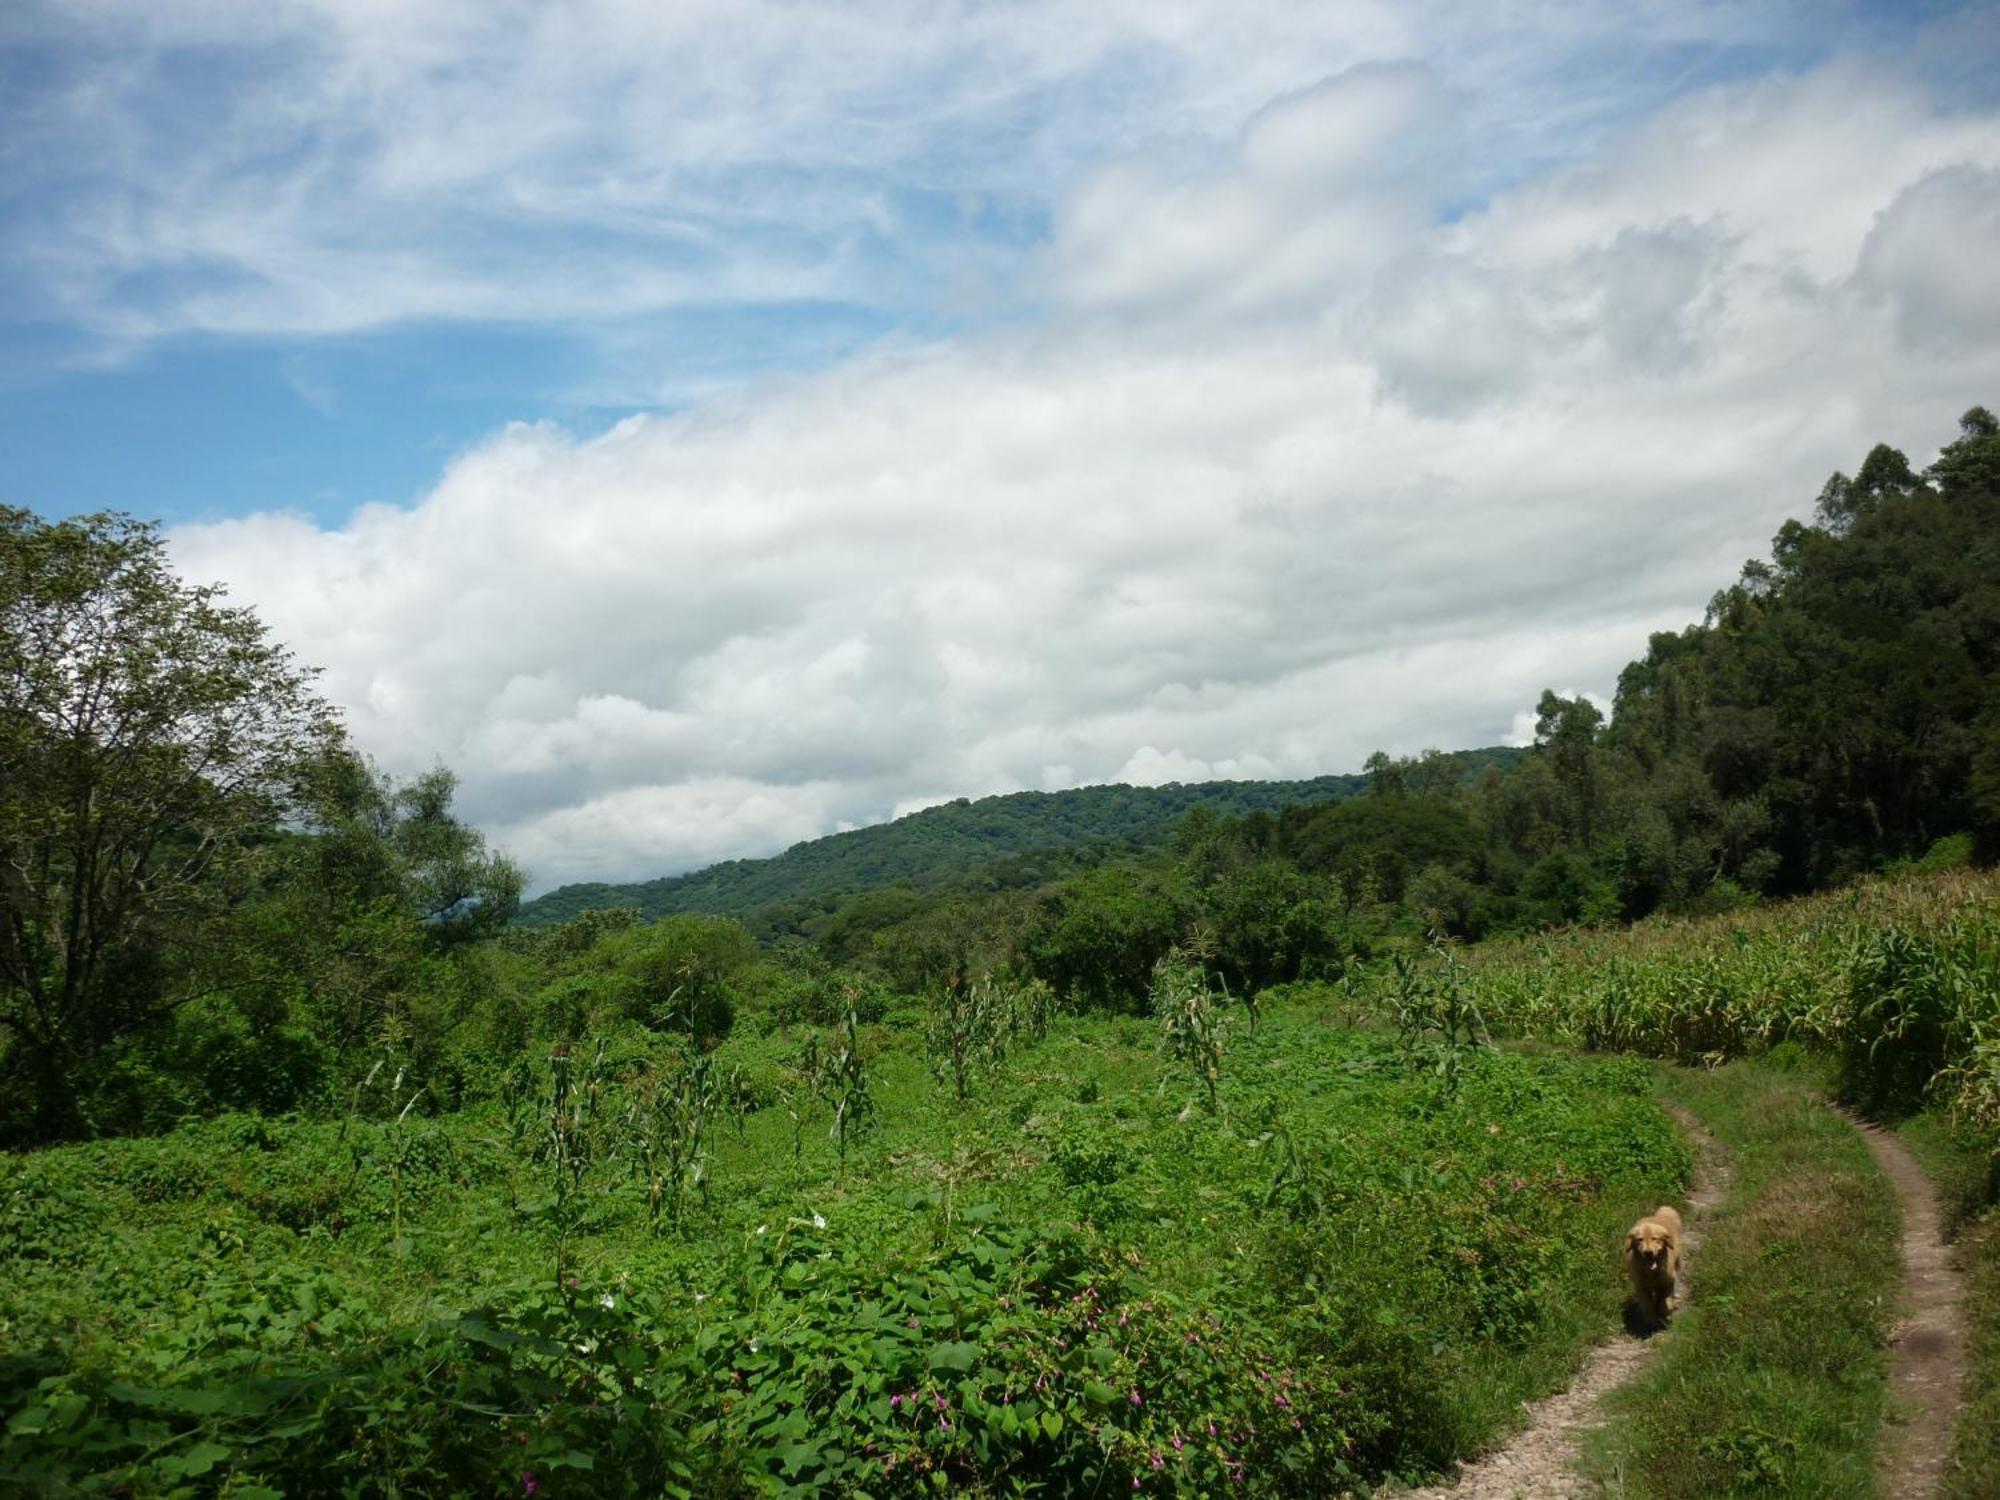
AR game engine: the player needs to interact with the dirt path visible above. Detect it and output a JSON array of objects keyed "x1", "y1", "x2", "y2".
[
  {"x1": 1839, "y1": 1112, "x2": 1968, "y2": 1500},
  {"x1": 1391, "y1": 1104, "x2": 1732, "y2": 1500}
]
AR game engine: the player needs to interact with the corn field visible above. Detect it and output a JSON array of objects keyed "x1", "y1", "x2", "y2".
[{"x1": 1381, "y1": 870, "x2": 2000, "y2": 1130}]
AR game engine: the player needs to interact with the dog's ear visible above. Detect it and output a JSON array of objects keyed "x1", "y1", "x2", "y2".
[{"x1": 1624, "y1": 1230, "x2": 1641, "y2": 1255}]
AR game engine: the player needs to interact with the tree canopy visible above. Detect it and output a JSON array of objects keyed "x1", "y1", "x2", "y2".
[
  {"x1": 1, "y1": 509, "x2": 522, "y2": 1140},
  {"x1": 1, "y1": 509, "x2": 344, "y2": 1131}
]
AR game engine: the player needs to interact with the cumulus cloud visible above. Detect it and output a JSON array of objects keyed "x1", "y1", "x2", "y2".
[
  {"x1": 1856, "y1": 165, "x2": 2000, "y2": 349},
  {"x1": 121, "y1": 29, "x2": 2000, "y2": 892}
]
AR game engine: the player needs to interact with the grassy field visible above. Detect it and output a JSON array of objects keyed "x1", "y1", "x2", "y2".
[{"x1": 1, "y1": 995, "x2": 1684, "y2": 1497}]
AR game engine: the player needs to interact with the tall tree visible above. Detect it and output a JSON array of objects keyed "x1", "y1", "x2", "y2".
[
  {"x1": 1, "y1": 508, "x2": 341, "y2": 1133},
  {"x1": 1533, "y1": 690, "x2": 1605, "y2": 845}
]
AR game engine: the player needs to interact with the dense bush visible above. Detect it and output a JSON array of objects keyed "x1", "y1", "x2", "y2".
[{"x1": 1023, "y1": 867, "x2": 1190, "y2": 1012}]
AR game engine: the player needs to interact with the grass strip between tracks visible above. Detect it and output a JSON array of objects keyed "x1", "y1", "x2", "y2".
[{"x1": 1586, "y1": 1062, "x2": 1899, "y2": 1499}]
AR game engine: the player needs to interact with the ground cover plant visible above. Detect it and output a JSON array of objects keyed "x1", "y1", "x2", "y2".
[{"x1": 0, "y1": 990, "x2": 1686, "y2": 1496}]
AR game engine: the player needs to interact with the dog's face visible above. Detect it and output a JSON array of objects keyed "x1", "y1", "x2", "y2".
[{"x1": 1626, "y1": 1222, "x2": 1673, "y2": 1274}]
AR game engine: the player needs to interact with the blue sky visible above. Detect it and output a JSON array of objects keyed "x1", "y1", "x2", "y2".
[
  {"x1": 6, "y1": 1, "x2": 2000, "y2": 888},
  {"x1": 5, "y1": 0, "x2": 1980, "y2": 527}
]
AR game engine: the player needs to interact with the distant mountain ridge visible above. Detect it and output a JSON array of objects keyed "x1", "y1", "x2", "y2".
[{"x1": 516, "y1": 749, "x2": 1524, "y2": 929}]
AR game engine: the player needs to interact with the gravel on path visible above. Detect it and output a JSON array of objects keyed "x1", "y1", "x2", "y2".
[{"x1": 1389, "y1": 1104, "x2": 1731, "y2": 1500}]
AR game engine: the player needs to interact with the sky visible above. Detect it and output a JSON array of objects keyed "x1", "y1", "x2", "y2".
[{"x1": 5, "y1": 1, "x2": 2000, "y2": 893}]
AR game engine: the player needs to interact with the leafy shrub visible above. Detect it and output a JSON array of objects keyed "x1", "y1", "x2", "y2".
[
  {"x1": 597, "y1": 916, "x2": 753, "y2": 1044},
  {"x1": 1048, "y1": 1115, "x2": 1127, "y2": 1189},
  {"x1": 1024, "y1": 867, "x2": 1190, "y2": 1013}
]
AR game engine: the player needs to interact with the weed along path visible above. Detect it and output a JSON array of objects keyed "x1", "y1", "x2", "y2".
[
  {"x1": 1393, "y1": 1104, "x2": 1734, "y2": 1500},
  {"x1": 1842, "y1": 1111, "x2": 1969, "y2": 1500}
]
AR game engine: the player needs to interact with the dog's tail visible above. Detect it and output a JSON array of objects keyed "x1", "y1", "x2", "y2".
[{"x1": 1654, "y1": 1205, "x2": 1683, "y2": 1235}]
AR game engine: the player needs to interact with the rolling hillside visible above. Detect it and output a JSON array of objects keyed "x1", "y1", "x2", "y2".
[{"x1": 516, "y1": 748, "x2": 1524, "y2": 928}]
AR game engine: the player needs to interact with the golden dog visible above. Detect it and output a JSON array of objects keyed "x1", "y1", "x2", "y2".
[{"x1": 1624, "y1": 1205, "x2": 1682, "y2": 1327}]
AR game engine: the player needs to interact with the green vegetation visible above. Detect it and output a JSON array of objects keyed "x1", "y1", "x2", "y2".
[
  {"x1": 9, "y1": 411, "x2": 2000, "y2": 1494},
  {"x1": 1394, "y1": 876, "x2": 2000, "y2": 1498},
  {"x1": 515, "y1": 753, "x2": 1521, "y2": 935},
  {"x1": 530, "y1": 404, "x2": 2000, "y2": 958},
  {"x1": 1591, "y1": 1062, "x2": 1899, "y2": 1498},
  {"x1": 0, "y1": 994, "x2": 1685, "y2": 1495},
  {"x1": 1404, "y1": 868, "x2": 2000, "y2": 1129},
  {"x1": 0, "y1": 507, "x2": 520, "y2": 1145}
]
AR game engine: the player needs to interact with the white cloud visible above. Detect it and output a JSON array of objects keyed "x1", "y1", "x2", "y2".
[
  {"x1": 503, "y1": 779, "x2": 837, "y2": 893},
  {"x1": 4, "y1": 2, "x2": 1913, "y2": 355},
  {"x1": 1042, "y1": 64, "x2": 1459, "y2": 317},
  {"x1": 147, "y1": 48, "x2": 2000, "y2": 892},
  {"x1": 1856, "y1": 165, "x2": 2000, "y2": 349}
]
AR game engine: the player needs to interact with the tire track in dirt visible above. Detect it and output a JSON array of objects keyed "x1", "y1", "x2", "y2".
[
  {"x1": 1391, "y1": 1103, "x2": 1731, "y2": 1500},
  {"x1": 1837, "y1": 1111, "x2": 1968, "y2": 1500}
]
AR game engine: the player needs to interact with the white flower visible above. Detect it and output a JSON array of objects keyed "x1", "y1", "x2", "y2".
[
  {"x1": 693, "y1": 1291, "x2": 709, "y2": 1305},
  {"x1": 756, "y1": 1223, "x2": 769, "y2": 1236},
  {"x1": 599, "y1": 1293, "x2": 616, "y2": 1310},
  {"x1": 812, "y1": 1212, "x2": 827, "y2": 1230}
]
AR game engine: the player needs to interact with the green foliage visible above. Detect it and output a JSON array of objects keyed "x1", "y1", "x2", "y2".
[
  {"x1": 1, "y1": 997, "x2": 1683, "y2": 1498},
  {"x1": 1590, "y1": 1065, "x2": 1900, "y2": 1500},
  {"x1": 1150, "y1": 950, "x2": 1227, "y2": 1114},
  {"x1": 925, "y1": 975, "x2": 1009, "y2": 1104},
  {"x1": 1516, "y1": 850, "x2": 1621, "y2": 928},
  {"x1": 516, "y1": 752, "x2": 1523, "y2": 934},
  {"x1": 594, "y1": 915, "x2": 753, "y2": 1044},
  {"x1": 1386, "y1": 944, "x2": 1493, "y2": 1089},
  {"x1": 1024, "y1": 866, "x2": 1190, "y2": 1012},
  {"x1": 1605, "y1": 406, "x2": 2000, "y2": 897},
  {"x1": 1399, "y1": 868, "x2": 2000, "y2": 1128},
  {"x1": 629, "y1": 1050, "x2": 742, "y2": 1232},
  {"x1": 1280, "y1": 795, "x2": 1481, "y2": 906},
  {"x1": 0, "y1": 508, "x2": 342, "y2": 1140},
  {"x1": 507, "y1": 1038, "x2": 620, "y2": 1292},
  {"x1": 806, "y1": 1007, "x2": 875, "y2": 1180},
  {"x1": 1200, "y1": 859, "x2": 1354, "y2": 991}
]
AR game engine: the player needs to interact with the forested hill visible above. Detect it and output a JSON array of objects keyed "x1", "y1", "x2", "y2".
[{"x1": 516, "y1": 749, "x2": 1524, "y2": 928}]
